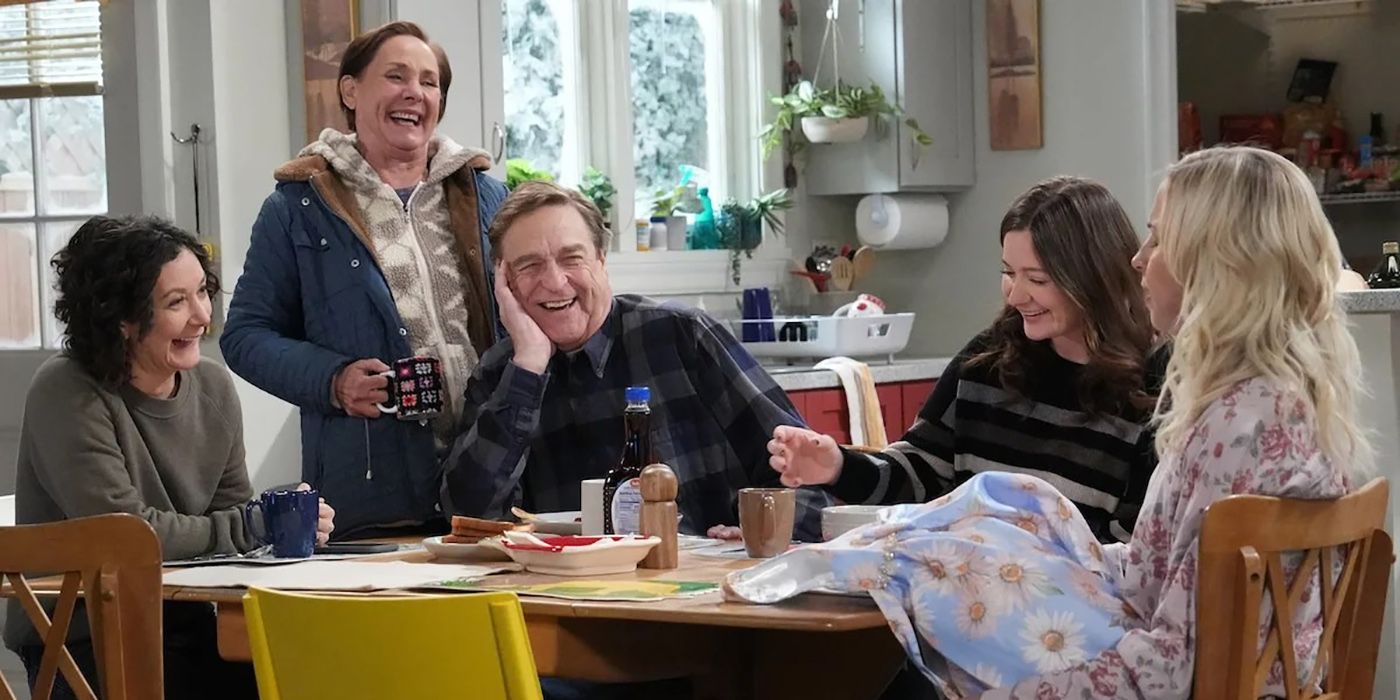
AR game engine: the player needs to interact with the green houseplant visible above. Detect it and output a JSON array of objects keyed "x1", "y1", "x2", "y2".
[
  {"x1": 720, "y1": 188, "x2": 794, "y2": 286},
  {"x1": 579, "y1": 167, "x2": 616, "y2": 224},
  {"x1": 758, "y1": 80, "x2": 932, "y2": 161},
  {"x1": 504, "y1": 158, "x2": 554, "y2": 190}
]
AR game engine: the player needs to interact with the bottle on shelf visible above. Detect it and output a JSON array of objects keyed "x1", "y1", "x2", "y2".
[
  {"x1": 647, "y1": 217, "x2": 668, "y2": 251},
  {"x1": 1367, "y1": 242, "x2": 1400, "y2": 289},
  {"x1": 603, "y1": 386, "x2": 653, "y2": 535}
]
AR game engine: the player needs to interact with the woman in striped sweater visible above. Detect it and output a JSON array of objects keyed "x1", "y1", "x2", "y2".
[{"x1": 770, "y1": 176, "x2": 1164, "y2": 543}]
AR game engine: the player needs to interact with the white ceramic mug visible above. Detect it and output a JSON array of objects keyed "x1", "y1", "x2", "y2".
[
  {"x1": 832, "y1": 293, "x2": 887, "y2": 318},
  {"x1": 821, "y1": 504, "x2": 887, "y2": 541}
]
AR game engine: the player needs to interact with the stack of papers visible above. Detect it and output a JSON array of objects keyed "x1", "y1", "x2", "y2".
[{"x1": 162, "y1": 560, "x2": 520, "y2": 591}]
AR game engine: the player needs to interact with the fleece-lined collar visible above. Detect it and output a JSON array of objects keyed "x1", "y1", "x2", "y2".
[{"x1": 274, "y1": 128, "x2": 492, "y2": 184}]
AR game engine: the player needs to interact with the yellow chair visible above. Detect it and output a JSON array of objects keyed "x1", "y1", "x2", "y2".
[{"x1": 244, "y1": 587, "x2": 542, "y2": 700}]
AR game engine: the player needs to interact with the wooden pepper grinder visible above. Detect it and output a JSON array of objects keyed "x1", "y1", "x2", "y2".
[{"x1": 639, "y1": 463, "x2": 679, "y2": 569}]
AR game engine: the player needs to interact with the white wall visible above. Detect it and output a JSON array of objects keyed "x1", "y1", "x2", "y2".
[
  {"x1": 787, "y1": 0, "x2": 1176, "y2": 357},
  {"x1": 206, "y1": 1, "x2": 303, "y2": 491}
]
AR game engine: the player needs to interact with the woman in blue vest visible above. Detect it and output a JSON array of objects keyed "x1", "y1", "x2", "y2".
[{"x1": 222, "y1": 21, "x2": 506, "y2": 538}]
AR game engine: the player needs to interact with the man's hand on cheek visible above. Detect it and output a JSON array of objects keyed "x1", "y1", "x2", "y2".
[{"x1": 495, "y1": 261, "x2": 554, "y2": 374}]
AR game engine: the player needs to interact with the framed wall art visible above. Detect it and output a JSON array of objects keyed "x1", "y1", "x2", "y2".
[{"x1": 988, "y1": 0, "x2": 1042, "y2": 151}]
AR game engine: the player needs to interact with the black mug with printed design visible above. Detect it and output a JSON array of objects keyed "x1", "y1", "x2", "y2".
[{"x1": 375, "y1": 356, "x2": 445, "y2": 420}]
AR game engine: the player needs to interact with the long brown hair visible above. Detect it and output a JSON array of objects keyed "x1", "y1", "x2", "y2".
[{"x1": 967, "y1": 176, "x2": 1156, "y2": 416}]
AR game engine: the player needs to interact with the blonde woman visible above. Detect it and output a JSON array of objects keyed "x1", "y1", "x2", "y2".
[{"x1": 726, "y1": 145, "x2": 1370, "y2": 699}]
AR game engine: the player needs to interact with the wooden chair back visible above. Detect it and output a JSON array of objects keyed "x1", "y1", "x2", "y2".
[
  {"x1": 1195, "y1": 478, "x2": 1393, "y2": 699},
  {"x1": 0, "y1": 514, "x2": 163, "y2": 700}
]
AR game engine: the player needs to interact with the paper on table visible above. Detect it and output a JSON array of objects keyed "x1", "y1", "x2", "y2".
[
  {"x1": 427, "y1": 579, "x2": 720, "y2": 602},
  {"x1": 162, "y1": 560, "x2": 520, "y2": 591},
  {"x1": 164, "y1": 547, "x2": 420, "y2": 568}
]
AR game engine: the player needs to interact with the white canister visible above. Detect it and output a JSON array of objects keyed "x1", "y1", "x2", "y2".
[
  {"x1": 581, "y1": 478, "x2": 606, "y2": 535},
  {"x1": 666, "y1": 215, "x2": 688, "y2": 251}
]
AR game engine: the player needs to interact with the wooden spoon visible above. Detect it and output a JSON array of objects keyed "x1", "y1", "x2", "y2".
[
  {"x1": 851, "y1": 246, "x2": 876, "y2": 286},
  {"x1": 829, "y1": 256, "x2": 855, "y2": 292}
]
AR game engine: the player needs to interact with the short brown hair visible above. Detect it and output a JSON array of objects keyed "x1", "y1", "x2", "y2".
[
  {"x1": 338, "y1": 21, "x2": 452, "y2": 130},
  {"x1": 489, "y1": 181, "x2": 613, "y2": 261}
]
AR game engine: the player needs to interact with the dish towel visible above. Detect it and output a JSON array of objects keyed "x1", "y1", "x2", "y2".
[{"x1": 814, "y1": 356, "x2": 888, "y2": 448}]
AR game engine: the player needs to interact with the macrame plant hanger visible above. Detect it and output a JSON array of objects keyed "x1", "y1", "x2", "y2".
[{"x1": 812, "y1": 0, "x2": 844, "y2": 103}]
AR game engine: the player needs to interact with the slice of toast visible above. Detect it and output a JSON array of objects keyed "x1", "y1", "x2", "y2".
[
  {"x1": 450, "y1": 515, "x2": 514, "y2": 536},
  {"x1": 447, "y1": 516, "x2": 534, "y2": 543}
]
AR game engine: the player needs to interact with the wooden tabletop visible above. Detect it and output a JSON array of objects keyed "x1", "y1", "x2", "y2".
[{"x1": 159, "y1": 543, "x2": 888, "y2": 634}]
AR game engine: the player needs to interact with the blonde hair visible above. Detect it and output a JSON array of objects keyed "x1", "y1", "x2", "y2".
[{"x1": 1153, "y1": 146, "x2": 1371, "y2": 479}]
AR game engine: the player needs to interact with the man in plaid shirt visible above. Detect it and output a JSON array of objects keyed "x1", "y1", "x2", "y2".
[{"x1": 441, "y1": 182, "x2": 829, "y2": 540}]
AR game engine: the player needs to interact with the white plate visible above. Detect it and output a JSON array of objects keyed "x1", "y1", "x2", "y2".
[
  {"x1": 421, "y1": 535, "x2": 511, "y2": 562},
  {"x1": 531, "y1": 511, "x2": 583, "y2": 535},
  {"x1": 499, "y1": 533, "x2": 659, "y2": 576}
]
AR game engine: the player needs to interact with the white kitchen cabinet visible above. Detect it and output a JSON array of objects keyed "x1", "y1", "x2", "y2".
[
  {"x1": 799, "y1": 0, "x2": 975, "y2": 195},
  {"x1": 391, "y1": 0, "x2": 506, "y2": 181}
]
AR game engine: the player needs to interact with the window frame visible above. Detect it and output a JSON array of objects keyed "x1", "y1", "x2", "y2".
[
  {"x1": 0, "y1": 0, "x2": 108, "y2": 350},
  {"x1": 0, "y1": 96, "x2": 107, "y2": 350},
  {"x1": 497, "y1": 0, "x2": 788, "y2": 294}
]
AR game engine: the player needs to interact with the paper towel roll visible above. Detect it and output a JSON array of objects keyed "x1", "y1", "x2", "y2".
[{"x1": 855, "y1": 194, "x2": 949, "y2": 250}]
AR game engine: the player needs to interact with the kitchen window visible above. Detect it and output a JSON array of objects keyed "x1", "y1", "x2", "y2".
[
  {"x1": 0, "y1": 0, "x2": 106, "y2": 350},
  {"x1": 499, "y1": 0, "x2": 785, "y2": 291}
]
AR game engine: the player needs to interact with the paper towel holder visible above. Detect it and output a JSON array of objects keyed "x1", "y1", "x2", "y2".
[{"x1": 867, "y1": 194, "x2": 889, "y2": 228}]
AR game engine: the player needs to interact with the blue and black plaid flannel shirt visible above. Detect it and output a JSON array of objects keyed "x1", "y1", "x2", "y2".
[{"x1": 440, "y1": 295, "x2": 830, "y2": 541}]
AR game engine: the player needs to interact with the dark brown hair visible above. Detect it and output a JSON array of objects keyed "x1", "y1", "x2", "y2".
[
  {"x1": 338, "y1": 21, "x2": 452, "y2": 130},
  {"x1": 967, "y1": 176, "x2": 1156, "y2": 416},
  {"x1": 52, "y1": 216, "x2": 219, "y2": 389},
  {"x1": 488, "y1": 181, "x2": 613, "y2": 260}
]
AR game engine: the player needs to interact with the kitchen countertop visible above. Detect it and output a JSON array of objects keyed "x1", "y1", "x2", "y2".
[
  {"x1": 1341, "y1": 289, "x2": 1400, "y2": 315},
  {"x1": 765, "y1": 357, "x2": 951, "y2": 391}
]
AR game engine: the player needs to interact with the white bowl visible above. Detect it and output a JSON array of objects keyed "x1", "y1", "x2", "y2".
[
  {"x1": 499, "y1": 533, "x2": 660, "y2": 576},
  {"x1": 821, "y1": 505, "x2": 888, "y2": 541}
]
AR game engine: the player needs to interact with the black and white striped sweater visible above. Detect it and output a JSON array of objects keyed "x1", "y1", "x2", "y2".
[{"x1": 830, "y1": 331, "x2": 1167, "y2": 543}]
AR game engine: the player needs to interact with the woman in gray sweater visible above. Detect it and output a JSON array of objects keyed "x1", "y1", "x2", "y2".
[{"x1": 5, "y1": 216, "x2": 333, "y2": 699}]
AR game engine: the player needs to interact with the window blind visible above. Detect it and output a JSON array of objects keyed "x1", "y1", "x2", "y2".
[{"x1": 0, "y1": 0, "x2": 102, "y2": 100}]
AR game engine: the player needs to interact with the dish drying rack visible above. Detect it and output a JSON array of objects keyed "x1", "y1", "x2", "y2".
[{"x1": 729, "y1": 313, "x2": 915, "y2": 362}]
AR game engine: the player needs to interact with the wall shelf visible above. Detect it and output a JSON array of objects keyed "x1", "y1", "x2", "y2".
[{"x1": 1318, "y1": 191, "x2": 1400, "y2": 206}]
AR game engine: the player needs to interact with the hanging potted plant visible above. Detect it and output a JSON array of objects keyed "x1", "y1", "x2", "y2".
[
  {"x1": 759, "y1": 80, "x2": 932, "y2": 160},
  {"x1": 757, "y1": 1, "x2": 931, "y2": 162}
]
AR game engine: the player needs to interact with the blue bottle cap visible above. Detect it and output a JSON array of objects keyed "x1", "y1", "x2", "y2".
[{"x1": 625, "y1": 386, "x2": 650, "y2": 403}]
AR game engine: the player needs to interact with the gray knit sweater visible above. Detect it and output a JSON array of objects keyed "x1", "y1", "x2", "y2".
[{"x1": 4, "y1": 355, "x2": 257, "y2": 649}]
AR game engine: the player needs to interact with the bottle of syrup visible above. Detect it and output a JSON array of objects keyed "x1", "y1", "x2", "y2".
[{"x1": 603, "y1": 386, "x2": 652, "y2": 535}]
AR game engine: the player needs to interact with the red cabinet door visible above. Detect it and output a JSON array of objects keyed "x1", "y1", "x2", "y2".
[
  {"x1": 803, "y1": 388, "x2": 851, "y2": 445},
  {"x1": 785, "y1": 389, "x2": 809, "y2": 423},
  {"x1": 876, "y1": 384, "x2": 905, "y2": 443},
  {"x1": 901, "y1": 380, "x2": 937, "y2": 430}
]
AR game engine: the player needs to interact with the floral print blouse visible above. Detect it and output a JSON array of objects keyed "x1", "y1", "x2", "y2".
[{"x1": 986, "y1": 378, "x2": 1348, "y2": 698}]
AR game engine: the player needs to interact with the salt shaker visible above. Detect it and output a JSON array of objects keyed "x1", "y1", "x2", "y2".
[{"x1": 639, "y1": 463, "x2": 679, "y2": 569}]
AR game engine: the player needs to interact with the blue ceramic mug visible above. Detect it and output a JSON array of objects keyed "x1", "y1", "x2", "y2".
[{"x1": 245, "y1": 488, "x2": 318, "y2": 558}]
